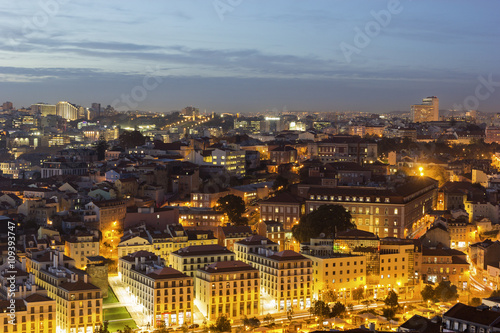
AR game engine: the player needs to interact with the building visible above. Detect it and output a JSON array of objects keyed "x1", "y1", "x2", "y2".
[
  {"x1": 259, "y1": 191, "x2": 304, "y2": 231},
  {"x1": 118, "y1": 251, "x2": 193, "y2": 328},
  {"x1": 41, "y1": 160, "x2": 88, "y2": 179},
  {"x1": 31, "y1": 103, "x2": 56, "y2": 116},
  {"x1": 85, "y1": 199, "x2": 127, "y2": 258},
  {"x1": 485, "y1": 126, "x2": 500, "y2": 144},
  {"x1": 190, "y1": 190, "x2": 230, "y2": 209},
  {"x1": 255, "y1": 220, "x2": 288, "y2": 251},
  {"x1": 411, "y1": 96, "x2": 439, "y2": 123},
  {"x1": 307, "y1": 136, "x2": 378, "y2": 164},
  {"x1": 64, "y1": 233, "x2": 99, "y2": 269},
  {"x1": 29, "y1": 249, "x2": 102, "y2": 333},
  {"x1": 235, "y1": 235, "x2": 312, "y2": 311},
  {"x1": 300, "y1": 238, "x2": 366, "y2": 301},
  {"x1": 443, "y1": 303, "x2": 500, "y2": 333},
  {"x1": 417, "y1": 247, "x2": 469, "y2": 287},
  {"x1": 195, "y1": 261, "x2": 260, "y2": 321},
  {"x1": 170, "y1": 244, "x2": 235, "y2": 279},
  {"x1": 270, "y1": 146, "x2": 298, "y2": 165},
  {"x1": 0, "y1": 294, "x2": 56, "y2": 333},
  {"x1": 217, "y1": 226, "x2": 254, "y2": 251},
  {"x1": 56, "y1": 101, "x2": 79, "y2": 121},
  {"x1": 305, "y1": 177, "x2": 438, "y2": 238},
  {"x1": 177, "y1": 207, "x2": 225, "y2": 231}
]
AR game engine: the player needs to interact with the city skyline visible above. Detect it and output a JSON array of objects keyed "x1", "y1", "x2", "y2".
[{"x1": 1, "y1": 0, "x2": 499, "y2": 113}]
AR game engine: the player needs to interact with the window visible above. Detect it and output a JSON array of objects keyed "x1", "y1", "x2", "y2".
[{"x1": 394, "y1": 208, "x2": 398, "y2": 215}]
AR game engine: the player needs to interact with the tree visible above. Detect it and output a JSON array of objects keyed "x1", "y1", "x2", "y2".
[
  {"x1": 330, "y1": 302, "x2": 346, "y2": 318},
  {"x1": 94, "y1": 135, "x2": 108, "y2": 161},
  {"x1": 321, "y1": 288, "x2": 337, "y2": 303},
  {"x1": 272, "y1": 175, "x2": 289, "y2": 192},
  {"x1": 434, "y1": 280, "x2": 458, "y2": 302},
  {"x1": 263, "y1": 314, "x2": 275, "y2": 326},
  {"x1": 353, "y1": 286, "x2": 365, "y2": 304},
  {"x1": 243, "y1": 316, "x2": 260, "y2": 329},
  {"x1": 94, "y1": 321, "x2": 109, "y2": 333},
  {"x1": 292, "y1": 204, "x2": 354, "y2": 243},
  {"x1": 309, "y1": 300, "x2": 331, "y2": 320},
  {"x1": 287, "y1": 308, "x2": 294, "y2": 322},
  {"x1": 119, "y1": 130, "x2": 145, "y2": 149},
  {"x1": 382, "y1": 307, "x2": 397, "y2": 321},
  {"x1": 384, "y1": 290, "x2": 399, "y2": 309},
  {"x1": 470, "y1": 297, "x2": 482, "y2": 307},
  {"x1": 215, "y1": 194, "x2": 247, "y2": 225},
  {"x1": 421, "y1": 284, "x2": 435, "y2": 302},
  {"x1": 210, "y1": 315, "x2": 232, "y2": 333}
]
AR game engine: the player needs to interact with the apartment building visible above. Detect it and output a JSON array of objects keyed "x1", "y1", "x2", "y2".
[
  {"x1": 0, "y1": 294, "x2": 56, "y2": 333},
  {"x1": 417, "y1": 247, "x2": 469, "y2": 287},
  {"x1": 195, "y1": 261, "x2": 260, "y2": 321},
  {"x1": 305, "y1": 177, "x2": 438, "y2": 238},
  {"x1": 300, "y1": 239, "x2": 366, "y2": 300},
  {"x1": 259, "y1": 191, "x2": 304, "y2": 231},
  {"x1": 170, "y1": 244, "x2": 235, "y2": 278},
  {"x1": 190, "y1": 190, "x2": 230, "y2": 209},
  {"x1": 64, "y1": 233, "x2": 99, "y2": 269},
  {"x1": 29, "y1": 249, "x2": 102, "y2": 333},
  {"x1": 443, "y1": 303, "x2": 500, "y2": 333},
  {"x1": 217, "y1": 226, "x2": 254, "y2": 251},
  {"x1": 177, "y1": 206, "x2": 225, "y2": 231},
  {"x1": 255, "y1": 221, "x2": 287, "y2": 251},
  {"x1": 270, "y1": 146, "x2": 297, "y2": 165},
  {"x1": 307, "y1": 136, "x2": 378, "y2": 164},
  {"x1": 235, "y1": 235, "x2": 312, "y2": 311},
  {"x1": 118, "y1": 251, "x2": 193, "y2": 327},
  {"x1": 378, "y1": 238, "x2": 415, "y2": 290},
  {"x1": 118, "y1": 225, "x2": 217, "y2": 265}
]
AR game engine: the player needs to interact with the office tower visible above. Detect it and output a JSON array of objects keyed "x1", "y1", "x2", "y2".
[
  {"x1": 411, "y1": 96, "x2": 439, "y2": 122},
  {"x1": 2, "y1": 101, "x2": 13, "y2": 110},
  {"x1": 31, "y1": 103, "x2": 57, "y2": 116},
  {"x1": 91, "y1": 103, "x2": 101, "y2": 117},
  {"x1": 56, "y1": 101, "x2": 79, "y2": 120}
]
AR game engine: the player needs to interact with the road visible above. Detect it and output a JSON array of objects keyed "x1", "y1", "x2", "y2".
[{"x1": 109, "y1": 275, "x2": 150, "y2": 329}]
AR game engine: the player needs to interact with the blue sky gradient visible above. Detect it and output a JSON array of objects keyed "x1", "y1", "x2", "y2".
[{"x1": 1, "y1": 0, "x2": 499, "y2": 113}]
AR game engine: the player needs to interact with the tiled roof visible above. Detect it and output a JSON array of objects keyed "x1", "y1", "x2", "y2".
[
  {"x1": 173, "y1": 244, "x2": 233, "y2": 256},
  {"x1": 444, "y1": 303, "x2": 500, "y2": 327},
  {"x1": 60, "y1": 280, "x2": 100, "y2": 291},
  {"x1": 236, "y1": 235, "x2": 277, "y2": 246},
  {"x1": 202, "y1": 260, "x2": 257, "y2": 273},
  {"x1": 268, "y1": 250, "x2": 308, "y2": 261},
  {"x1": 146, "y1": 267, "x2": 187, "y2": 279},
  {"x1": 260, "y1": 191, "x2": 304, "y2": 204}
]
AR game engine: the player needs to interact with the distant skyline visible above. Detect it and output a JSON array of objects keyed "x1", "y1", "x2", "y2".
[{"x1": 1, "y1": 0, "x2": 499, "y2": 113}]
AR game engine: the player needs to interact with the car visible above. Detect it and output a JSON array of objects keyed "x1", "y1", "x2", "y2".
[
  {"x1": 188, "y1": 324, "x2": 200, "y2": 329},
  {"x1": 166, "y1": 327, "x2": 174, "y2": 332}
]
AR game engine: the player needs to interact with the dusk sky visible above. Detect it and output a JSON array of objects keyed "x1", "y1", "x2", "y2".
[{"x1": 1, "y1": 0, "x2": 499, "y2": 113}]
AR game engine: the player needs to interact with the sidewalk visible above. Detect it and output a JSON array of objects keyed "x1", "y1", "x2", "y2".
[{"x1": 109, "y1": 275, "x2": 150, "y2": 329}]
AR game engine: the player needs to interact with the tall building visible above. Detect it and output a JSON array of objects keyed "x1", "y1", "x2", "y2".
[
  {"x1": 32, "y1": 103, "x2": 56, "y2": 116},
  {"x1": 91, "y1": 103, "x2": 101, "y2": 115},
  {"x1": 2, "y1": 101, "x2": 13, "y2": 110},
  {"x1": 411, "y1": 96, "x2": 439, "y2": 122},
  {"x1": 56, "y1": 101, "x2": 79, "y2": 120}
]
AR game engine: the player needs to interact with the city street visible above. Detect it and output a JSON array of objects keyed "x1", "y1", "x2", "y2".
[{"x1": 109, "y1": 275, "x2": 149, "y2": 330}]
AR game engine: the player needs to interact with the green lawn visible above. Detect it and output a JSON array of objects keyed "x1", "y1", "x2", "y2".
[
  {"x1": 107, "y1": 319, "x2": 138, "y2": 333},
  {"x1": 104, "y1": 307, "x2": 132, "y2": 321},
  {"x1": 104, "y1": 286, "x2": 119, "y2": 305}
]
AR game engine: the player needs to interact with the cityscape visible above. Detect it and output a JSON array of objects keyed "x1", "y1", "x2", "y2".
[{"x1": 1, "y1": 1, "x2": 500, "y2": 333}]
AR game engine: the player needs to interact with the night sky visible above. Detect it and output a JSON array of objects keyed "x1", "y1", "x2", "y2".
[{"x1": 1, "y1": 0, "x2": 499, "y2": 113}]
